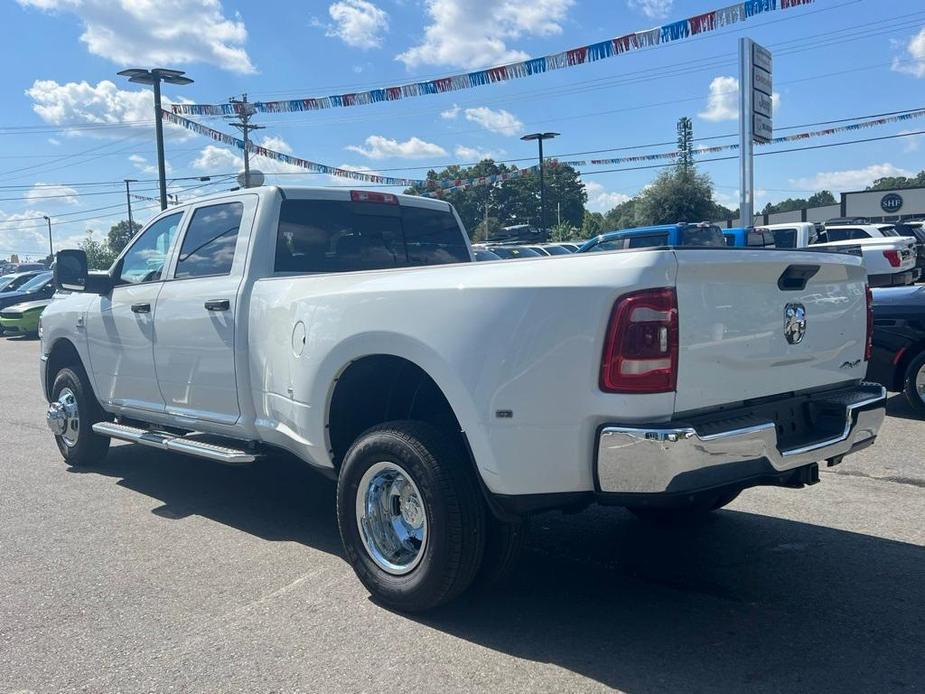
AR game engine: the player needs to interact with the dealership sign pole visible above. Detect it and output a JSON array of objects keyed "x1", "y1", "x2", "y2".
[{"x1": 739, "y1": 38, "x2": 772, "y2": 227}]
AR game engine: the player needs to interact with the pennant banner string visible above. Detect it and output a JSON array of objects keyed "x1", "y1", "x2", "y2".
[
  {"x1": 162, "y1": 106, "x2": 925, "y2": 197},
  {"x1": 170, "y1": 0, "x2": 815, "y2": 117}
]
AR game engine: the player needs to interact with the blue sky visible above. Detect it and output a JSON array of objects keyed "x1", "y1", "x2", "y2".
[{"x1": 1, "y1": 0, "x2": 924, "y2": 258}]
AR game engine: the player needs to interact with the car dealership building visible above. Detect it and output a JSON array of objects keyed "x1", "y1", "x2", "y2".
[{"x1": 720, "y1": 185, "x2": 925, "y2": 227}]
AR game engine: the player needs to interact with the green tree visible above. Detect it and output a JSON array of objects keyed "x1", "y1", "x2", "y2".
[
  {"x1": 603, "y1": 198, "x2": 640, "y2": 230},
  {"x1": 407, "y1": 159, "x2": 587, "y2": 235},
  {"x1": 761, "y1": 190, "x2": 836, "y2": 215},
  {"x1": 867, "y1": 170, "x2": 925, "y2": 191},
  {"x1": 107, "y1": 219, "x2": 141, "y2": 254},
  {"x1": 580, "y1": 211, "x2": 606, "y2": 238},
  {"x1": 80, "y1": 230, "x2": 117, "y2": 270},
  {"x1": 471, "y1": 216, "x2": 502, "y2": 242},
  {"x1": 632, "y1": 167, "x2": 718, "y2": 226},
  {"x1": 548, "y1": 221, "x2": 581, "y2": 242}
]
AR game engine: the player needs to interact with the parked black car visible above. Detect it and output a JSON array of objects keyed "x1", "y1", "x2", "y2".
[
  {"x1": 0, "y1": 270, "x2": 45, "y2": 293},
  {"x1": 867, "y1": 285, "x2": 925, "y2": 414},
  {"x1": 489, "y1": 246, "x2": 543, "y2": 259},
  {"x1": 0, "y1": 272, "x2": 54, "y2": 312}
]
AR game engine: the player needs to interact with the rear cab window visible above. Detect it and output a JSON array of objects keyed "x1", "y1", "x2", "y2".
[
  {"x1": 680, "y1": 225, "x2": 726, "y2": 247},
  {"x1": 770, "y1": 228, "x2": 797, "y2": 248},
  {"x1": 626, "y1": 234, "x2": 668, "y2": 249},
  {"x1": 275, "y1": 197, "x2": 470, "y2": 273}
]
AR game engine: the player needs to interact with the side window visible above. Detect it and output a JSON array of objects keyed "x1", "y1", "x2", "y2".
[
  {"x1": 175, "y1": 202, "x2": 244, "y2": 279},
  {"x1": 824, "y1": 229, "x2": 851, "y2": 242},
  {"x1": 723, "y1": 235, "x2": 736, "y2": 247},
  {"x1": 771, "y1": 229, "x2": 797, "y2": 248},
  {"x1": 627, "y1": 234, "x2": 668, "y2": 248},
  {"x1": 589, "y1": 239, "x2": 624, "y2": 252},
  {"x1": 117, "y1": 212, "x2": 183, "y2": 284}
]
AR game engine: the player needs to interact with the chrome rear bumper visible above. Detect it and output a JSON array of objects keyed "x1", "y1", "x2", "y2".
[{"x1": 595, "y1": 384, "x2": 886, "y2": 495}]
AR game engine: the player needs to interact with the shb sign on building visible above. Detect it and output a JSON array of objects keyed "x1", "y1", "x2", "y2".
[
  {"x1": 881, "y1": 193, "x2": 903, "y2": 213},
  {"x1": 751, "y1": 41, "x2": 773, "y2": 144}
]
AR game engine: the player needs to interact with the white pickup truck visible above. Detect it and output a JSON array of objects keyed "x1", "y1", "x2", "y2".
[
  {"x1": 762, "y1": 222, "x2": 918, "y2": 287},
  {"x1": 41, "y1": 186, "x2": 886, "y2": 611}
]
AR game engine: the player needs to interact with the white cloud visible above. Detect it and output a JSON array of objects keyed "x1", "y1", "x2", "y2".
[
  {"x1": 129, "y1": 153, "x2": 172, "y2": 176},
  {"x1": 464, "y1": 106, "x2": 523, "y2": 136},
  {"x1": 259, "y1": 135, "x2": 293, "y2": 154},
  {"x1": 193, "y1": 145, "x2": 242, "y2": 172},
  {"x1": 584, "y1": 181, "x2": 630, "y2": 213},
  {"x1": 441, "y1": 104, "x2": 461, "y2": 119},
  {"x1": 900, "y1": 129, "x2": 923, "y2": 153},
  {"x1": 48, "y1": 138, "x2": 61, "y2": 146},
  {"x1": 698, "y1": 76, "x2": 779, "y2": 122},
  {"x1": 790, "y1": 164, "x2": 915, "y2": 193},
  {"x1": 347, "y1": 135, "x2": 447, "y2": 159},
  {"x1": 397, "y1": 0, "x2": 573, "y2": 69},
  {"x1": 24, "y1": 183, "x2": 80, "y2": 206},
  {"x1": 454, "y1": 145, "x2": 504, "y2": 161},
  {"x1": 321, "y1": 0, "x2": 389, "y2": 49},
  {"x1": 892, "y1": 27, "x2": 925, "y2": 78},
  {"x1": 627, "y1": 0, "x2": 673, "y2": 20},
  {"x1": 26, "y1": 79, "x2": 190, "y2": 139},
  {"x1": 17, "y1": 0, "x2": 255, "y2": 73}
]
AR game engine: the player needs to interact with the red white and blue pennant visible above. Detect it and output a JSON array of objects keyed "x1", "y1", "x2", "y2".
[{"x1": 170, "y1": 0, "x2": 814, "y2": 117}]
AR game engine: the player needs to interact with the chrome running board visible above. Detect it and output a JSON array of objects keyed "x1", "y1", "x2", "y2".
[{"x1": 91, "y1": 421, "x2": 256, "y2": 465}]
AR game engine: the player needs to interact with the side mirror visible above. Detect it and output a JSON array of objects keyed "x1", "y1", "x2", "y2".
[
  {"x1": 54, "y1": 249, "x2": 112, "y2": 295},
  {"x1": 54, "y1": 249, "x2": 88, "y2": 292}
]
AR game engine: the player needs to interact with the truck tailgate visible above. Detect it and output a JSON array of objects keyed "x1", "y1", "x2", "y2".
[{"x1": 672, "y1": 249, "x2": 868, "y2": 413}]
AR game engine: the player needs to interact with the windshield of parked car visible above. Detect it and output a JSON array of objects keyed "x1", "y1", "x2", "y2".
[
  {"x1": 681, "y1": 225, "x2": 726, "y2": 247},
  {"x1": 542, "y1": 245, "x2": 571, "y2": 255},
  {"x1": 17, "y1": 272, "x2": 52, "y2": 293}
]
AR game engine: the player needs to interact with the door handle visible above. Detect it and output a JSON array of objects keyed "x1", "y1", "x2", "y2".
[
  {"x1": 204, "y1": 299, "x2": 230, "y2": 312},
  {"x1": 130, "y1": 303, "x2": 151, "y2": 314}
]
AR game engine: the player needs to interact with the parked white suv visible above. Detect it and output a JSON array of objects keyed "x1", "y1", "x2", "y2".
[
  {"x1": 40, "y1": 187, "x2": 886, "y2": 610},
  {"x1": 762, "y1": 222, "x2": 918, "y2": 287}
]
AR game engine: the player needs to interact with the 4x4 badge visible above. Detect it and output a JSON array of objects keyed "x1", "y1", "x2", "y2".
[{"x1": 784, "y1": 303, "x2": 806, "y2": 344}]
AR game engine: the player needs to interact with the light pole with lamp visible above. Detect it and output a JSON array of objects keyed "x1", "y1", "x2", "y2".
[
  {"x1": 117, "y1": 68, "x2": 194, "y2": 210},
  {"x1": 520, "y1": 131, "x2": 559, "y2": 241}
]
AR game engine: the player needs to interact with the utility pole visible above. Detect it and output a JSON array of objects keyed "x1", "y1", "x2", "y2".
[
  {"x1": 520, "y1": 132, "x2": 560, "y2": 241},
  {"x1": 117, "y1": 68, "x2": 194, "y2": 210},
  {"x1": 226, "y1": 94, "x2": 264, "y2": 187},
  {"x1": 124, "y1": 179, "x2": 137, "y2": 232},
  {"x1": 42, "y1": 215, "x2": 53, "y2": 259}
]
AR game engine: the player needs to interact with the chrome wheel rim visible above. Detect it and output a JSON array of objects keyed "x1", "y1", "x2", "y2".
[
  {"x1": 916, "y1": 363, "x2": 925, "y2": 404},
  {"x1": 356, "y1": 461, "x2": 428, "y2": 575},
  {"x1": 58, "y1": 387, "x2": 80, "y2": 447}
]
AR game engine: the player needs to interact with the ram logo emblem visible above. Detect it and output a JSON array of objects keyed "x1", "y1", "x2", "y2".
[{"x1": 783, "y1": 303, "x2": 806, "y2": 345}]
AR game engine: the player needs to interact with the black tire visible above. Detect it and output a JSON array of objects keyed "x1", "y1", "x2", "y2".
[
  {"x1": 902, "y1": 351, "x2": 925, "y2": 416},
  {"x1": 50, "y1": 366, "x2": 110, "y2": 467},
  {"x1": 628, "y1": 490, "x2": 740, "y2": 525},
  {"x1": 336, "y1": 421, "x2": 486, "y2": 612},
  {"x1": 476, "y1": 515, "x2": 530, "y2": 586}
]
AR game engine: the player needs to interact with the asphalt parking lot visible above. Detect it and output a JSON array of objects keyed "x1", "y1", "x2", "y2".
[{"x1": 1, "y1": 334, "x2": 923, "y2": 693}]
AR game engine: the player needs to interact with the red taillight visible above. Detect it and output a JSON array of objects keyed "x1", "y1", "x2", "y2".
[
  {"x1": 865, "y1": 285, "x2": 873, "y2": 361},
  {"x1": 351, "y1": 190, "x2": 398, "y2": 205},
  {"x1": 601, "y1": 288, "x2": 678, "y2": 393},
  {"x1": 882, "y1": 250, "x2": 901, "y2": 267}
]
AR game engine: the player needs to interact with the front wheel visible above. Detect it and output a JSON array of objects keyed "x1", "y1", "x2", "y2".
[
  {"x1": 49, "y1": 366, "x2": 110, "y2": 466},
  {"x1": 902, "y1": 351, "x2": 925, "y2": 416},
  {"x1": 336, "y1": 421, "x2": 486, "y2": 612}
]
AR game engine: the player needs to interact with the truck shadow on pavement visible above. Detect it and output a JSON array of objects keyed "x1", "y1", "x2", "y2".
[
  {"x1": 76, "y1": 443, "x2": 924, "y2": 693},
  {"x1": 885, "y1": 391, "x2": 925, "y2": 422}
]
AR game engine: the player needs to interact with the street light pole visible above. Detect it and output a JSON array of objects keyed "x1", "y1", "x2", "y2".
[
  {"x1": 520, "y1": 132, "x2": 559, "y2": 241},
  {"x1": 124, "y1": 179, "x2": 137, "y2": 232},
  {"x1": 117, "y1": 68, "x2": 194, "y2": 211},
  {"x1": 42, "y1": 215, "x2": 53, "y2": 260}
]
